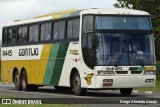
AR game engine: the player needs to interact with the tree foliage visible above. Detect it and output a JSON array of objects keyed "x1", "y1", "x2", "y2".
[{"x1": 114, "y1": 0, "x2": 160, "y2": 60}]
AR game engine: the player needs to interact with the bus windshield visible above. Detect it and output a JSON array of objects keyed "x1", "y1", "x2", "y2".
[
  {"x1": 94, "y1": 33, "x2": 154, "y2": 66},
  {"x1": 82, "y1": 33, "x2": 155, "y2": 67},
  {"x1": 82, "y1": 15, "x2": 155, "y2": 68}
]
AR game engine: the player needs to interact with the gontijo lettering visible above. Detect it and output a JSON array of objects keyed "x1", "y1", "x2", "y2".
[{"x1": 19, "y1": 48, "x2": 38, "y2": 56}]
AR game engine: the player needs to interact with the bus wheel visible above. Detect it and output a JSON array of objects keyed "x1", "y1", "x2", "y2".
[
  {"x1": 54, "y1": 86, "x2": 72, "y2": 91},
  {"x1": 73, "y1": 72, "x2": 87, "y2": 96},
  {"x1": 120, "y1": 88, "x2": 133, "y2": 96},
  {"x1": 14, "y1": 71, "x2": 21, "y2": 90},
  {"x1": 21, "y1": 71, "x2": 28, "y2": 91}
]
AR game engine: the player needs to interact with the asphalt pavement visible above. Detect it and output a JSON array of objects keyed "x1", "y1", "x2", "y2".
[{"x1": 0, "y1": 83, "x2": 159, "y2": 106}]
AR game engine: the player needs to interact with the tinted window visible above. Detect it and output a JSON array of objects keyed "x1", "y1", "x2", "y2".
[
  {"x1": 40, "y1": 24, "x2": 45, "y2": 41},
  {"x1": 53, "y1": 22, "x2": 58, "y2": 40},
  {"x1": 83, "y1": 16, "x2": 93, "y2": 32},
  {"x1": 18, "y1": 28, "x2": 23, "y2": 42},
  {"x1": 67, "y1": 19, "x2": 80, "y2": 39},
  {"x1": 33, "y1": 25, "x2": 39, "y2": 41},
  {"x1": 29, "y1": 26, "x2": 34, "y2": 42},
  {"x1": 67, "y1": 20, "x2": 72, "y2": 39},
  {"x1": 73, "y1": 19, "x2": 80, "y2": 38},
  {"x1": 8, "y1": 29, "x2": 13, "y2": 43},
  {"x1": 29, "y1": 25, "x2": 39, "y2": 42},
  {"x1": 22, "y1": 27, "x2": 28, "y2": 41},
  {"x1": 53, "y1": 21, "x2": 65, "y2": 40},
  {"x1": 3, "y1": 29, "x2": 7, "y2": 44},
  {"x1": 40, "y1": 23, "x2": 51, "y2": 41},
  {"x1": 18, "y1": 27, "x2": 28, "y2": 43},
  {"x1": 7, "y1": 28, "x2": 17, "y2": 44},
  {"x1": 59, "y1": 21, "x2": 65, "y2": 39},
  {"x1": 45, "y1": 23, "x2": 51, "y2": 40}
]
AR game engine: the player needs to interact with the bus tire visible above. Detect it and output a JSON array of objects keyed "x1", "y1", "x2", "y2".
[
  {"x1": 13, "y1": 71, "x2": 21, "y2": 91},
  {"x1": 73, "y1": 72, "x2": 87, "y2": 96},
  {"x1": 21, "y1": 71, "x2": 29, "y2": 91},
  {"x1": 120, "y1": 88, "x2": 133, "y2": 96},
  {"x1": 54, "y1": 86, "x2": 72, "y2": 91}
]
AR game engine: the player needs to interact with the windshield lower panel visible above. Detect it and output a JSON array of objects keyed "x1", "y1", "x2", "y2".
[{"x1": 82, "y1": 33, "x2": 155, "y2": 68}]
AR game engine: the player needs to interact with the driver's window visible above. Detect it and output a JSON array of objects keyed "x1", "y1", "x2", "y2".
[
  {"x1": 83, "y1": 15, "x2": 93, "y2": 32},
  {"x1": 89, "y1": 34, "x2": 97, "y2": 68}
]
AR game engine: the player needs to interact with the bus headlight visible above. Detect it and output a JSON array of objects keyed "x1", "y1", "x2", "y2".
[
  {"x1": 97, "y1": 71, "x2": 115, "y2": 75},
  {"x1": 143, "y1": 71, "x2": 156, "y2": 75}
]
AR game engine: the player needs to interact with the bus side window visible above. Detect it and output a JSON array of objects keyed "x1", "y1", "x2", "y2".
[
  {"x1": 53, "y1": 22, "x2": 59, "y2": 40},
  {"x1": 40, "y1": 24, "x2": 45, "y2": 41},
  {"x1": 45, "y1": 23, "x2": 51, "y2": 41},
  {"x1": 73, "y1": 19, "x2": 80, "y2": 38},
  {"x1": 67, "y1": 19, "x2": 80, "y2": 39},
  {"x1": 22, "y1": 27, "x2": 28, "y2": 42},
  {"x1": 7, "y1": 28, "x2": 17, "y2": 44},
  {"x1": 33, "y1": 25, "x2": 39, "y2": 42},
  {"x1": 29, "y1": 25, "x2": 39, "y2": 42},
  {"x1": 29, "y1": 26, "x2": 34, "y2": 42},
  {"x1": 59, "y1": 21, "x2": 65, "y2": 39},
  {"x1": 67, "y1": 20, "x2": 73, "y2": 39},
  {"x1": 7, "y1": 29, "x2": 12, "y2": 43},
  {"x1": 2, "y1": 29, "x2": 7, "y2": 44},
  {"x1": 18, "y1": 27, "x2": 28, "y2": 43},
  {"x1": 40, "y1": 23, "x2": 51, "y2": 41}
]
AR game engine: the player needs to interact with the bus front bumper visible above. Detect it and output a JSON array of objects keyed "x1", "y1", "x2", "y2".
[{"x1": 95, "y1": 75, "x2": 156, "y2": 89}]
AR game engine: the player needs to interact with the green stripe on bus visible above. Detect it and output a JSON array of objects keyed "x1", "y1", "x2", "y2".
[
  {"x1": 129, "y1": 67, "x2": 138, "y2": 70},
  {"x1": 129, "y1": 67, "x2": 145, "y2": 71},
  {"x1": 137, "y1": 67, "x2": 145, "y2": 71},
  {"x1": 50, "y1": 42, "x2": 69, "y2": 85},
  {"x1": 43, "y1": 43, "x2": 60, "y2": 85},
  {"x1": 43, "y1": 42, "x2": 69, "y2": 85}
]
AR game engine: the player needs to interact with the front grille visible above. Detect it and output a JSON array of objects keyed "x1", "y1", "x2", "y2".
[
  {"x1": 115, "y1": 71, "x2": 128, "y2": 74},
  {"x1": 131, "y1": 71, "x2": 143, "y2": 74}
]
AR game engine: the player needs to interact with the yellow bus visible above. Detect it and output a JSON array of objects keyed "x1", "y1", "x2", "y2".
[{"x1": 1, "y1": 8, "x2": 156, "y2": 96}]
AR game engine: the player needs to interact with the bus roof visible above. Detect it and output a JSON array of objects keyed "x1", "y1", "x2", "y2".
[{"x1": 4, "y1": 8, "x2": 149, "y2": 27}]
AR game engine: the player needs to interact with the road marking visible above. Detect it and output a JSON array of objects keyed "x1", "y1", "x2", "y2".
[
  {"x1": 0, "y1": 88, "x2": 95, "y2": 99},
  {"x1": 145, "y1": 91, "x2": 152, "y2": 94},
  {"x1": 133, "y1": 90, "x2": 139, "y2": 93}
]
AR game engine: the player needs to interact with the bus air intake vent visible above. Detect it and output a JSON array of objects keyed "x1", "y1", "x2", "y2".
[
  {"x1": 115, "y1": 71, "x2": 128, "y2": 74},
  {"x1": 131, "y1": 71, "x2": 143, "y2": 74}
]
